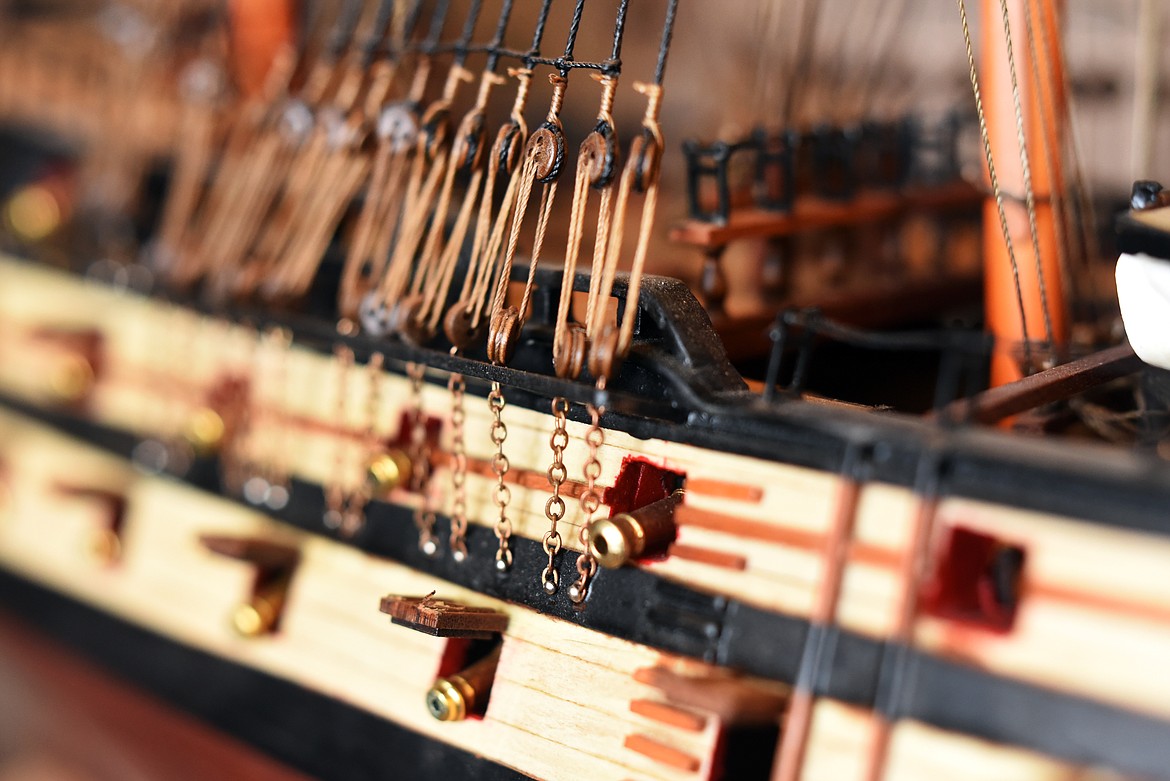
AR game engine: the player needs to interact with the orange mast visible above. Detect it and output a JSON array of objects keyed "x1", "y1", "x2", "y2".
[
  {"x1": 982, "y1": 0, "x2": 1069, "y2": 386},
  {"x1": 227, "y1": 0, "x2": 297, "y2": 97}
]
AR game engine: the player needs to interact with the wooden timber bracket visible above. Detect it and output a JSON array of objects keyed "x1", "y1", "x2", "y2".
[
  {"x1": 200, "y1": 534, "x2": 300, "y2": 637},
  {"x1": 937, "y1": 344, "x2": 1142, "y2": 426},
  {"x1": 379, "y1": 593, "x2": 509, "y2": 639}
]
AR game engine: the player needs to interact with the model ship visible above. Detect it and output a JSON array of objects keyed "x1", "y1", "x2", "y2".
[{"x1": 0, "y1": 1, "x2": 1168, "y2": 780}]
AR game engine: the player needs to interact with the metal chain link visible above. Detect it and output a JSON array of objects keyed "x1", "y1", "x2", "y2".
[
  {"x1": 447, "y1": 370, "x2": 469, "y2": 561},
  {"x1": 342, "y1": 352, "x2": 385, "y2": 537},
  {"x1": 240, "y1": 328, "x2": 269, "y2": 507},
  {"x1": 323, "y1": 345, "x2": 354, "y2": 530},
  {"x1": 488, "y1": 382, "x2": 513, "y2": 571},
  {"x1": 408, "y1": 362, "x2": 438, "y2": 555},
  {"x1": 541, "y1": 397, "x2": 570, "y2": 594},
  {"x1": 261, "y1": 326, "x2": 292, "y2": 510},
  {"x1": 161, "y1": 309, "x2": 197, "y2": 475},
  {"x1": 569, "y1": 402, "x2": 604, "y2": 604},
  {"x1": 223, "y1": 327, "x2": 258, "y2": 497}
]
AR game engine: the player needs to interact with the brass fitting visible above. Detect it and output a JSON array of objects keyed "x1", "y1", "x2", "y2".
[
  {"x1": 586, "y1": 490, "x2": 682, "y2": 569},
  {"x1": 48, "y1": 353, "x2": 94, "y2": 402},
  {"x1": 232, "y1": 575, "x2": 289, "y2": 638},
  {"x1": 184, "y1": 407, "x2": 225, "y2": 454},
  {"x1": 425, "y1": 646, "x2": 502, "y2": 722},
  {"x1": 426, "y1": 676, "x2": 475, "y2": 722},
  {"x1": 87, "y1": 526, "x2": 122, "y2": 565},
  {"x1": 366, "y1": 450, "x2": 413, "y2": 495}
]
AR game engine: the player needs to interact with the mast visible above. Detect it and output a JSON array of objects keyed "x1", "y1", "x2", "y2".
[
  {"x1": 1132, "y1": 0, "x2": 1163, "y2": 181},
  {"x1": 981, "y1": 0, "x2": 1069, "y2": 386},
  {"x1": 227, "y1": 0, "x2": 297, "y2": 97}
]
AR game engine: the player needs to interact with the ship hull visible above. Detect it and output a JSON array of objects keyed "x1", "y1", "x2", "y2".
[{"x1": 2, "y1": 256, "x2": 1170, "y2": 780}]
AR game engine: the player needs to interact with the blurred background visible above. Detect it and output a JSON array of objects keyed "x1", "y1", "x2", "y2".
[{"x1": 0, "y1": 0, "x2": 1162, "y2": 305}]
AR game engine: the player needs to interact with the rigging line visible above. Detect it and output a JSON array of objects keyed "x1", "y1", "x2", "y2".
[
  {"x1": 956, "y1": 0, "x2": 1034, "y2": 372},
  {"x1": 299, "y1": 0, "x2": 327, "y2": 59},
  {"x1": 412, "y1": 0, "x2": 453, "y2": 55},
  {"x1": 169, "y1": 47, "x2": 292, "y2": 283},
  {"x1": 1041, "y1": 0, "x2": 1100, "y2": 325},
  {"x1": 526, "y1": 0, "x2": 556, "y2": 67},
  {"x1": 1063, "y1": 108, "x2": 1102, "y2": 323},
  {"x1": 466, "y1": 1, "x2": 548, "y2": 235},
  {"x1": 560, "y1": 0, "x2": 631, "y2": 356},
  {"x1": 996, "y1": 0, "x2": 1056, "y2": 361},
  {"x1": 361, "y1": 5, "x2": 412, "y2": 111},
  {"x1": 484, "y1": 0, "x2": 516, "y2": 73},
  {"x1": 298, "y1": 0, "x2": 369, "y2": 103},
  {"x1": 399, "y1": 0, "x2": 431, "y2": 52},
  {"x1": 425, "y1": 167, "x2": 485, "y2": 332},
  {"x1": 279, "y1": 9, "x2": 341, "y2": 120},
  {"x1": 334, "y1": 2, "x2": 427, "y2": 318},
  {"x1": 513, "y1": 0, "x2": 584, "y2": 97},
  {"x1": 331, "y1": 0, "x2": 409, "y2": 111},
  {"x1": 469, "y1": 156, "x2": 523, "y2": 321},
  {"x1": 428, "y1": 0, "x2": 454, "y2": 46},
  {"x1": 783, "y1": 0, "x2": 824, "y2": 127},
  {"x1": 245, "y1": 0, "x2": 404, "y2": 299},
  {"x1": 451, "y1": 0, "x2": 485, "y2": 66},
  {"x1": 844, "y1": 0, "x2": 891, "y2": 121},
  {"x1": 455, "y1": 0, "x2": 553, "y2": 328},
  {"x1": 1065, "y1": 87, "x2": 1100, "y2": 267},
  {"x1": 543, "y1": 0, "x2": 634, "y2": 571},
  {"x1": 773, "y1": 447, "x2": 865, "y2": 781},
  {"x1": 202, "y1": 0, "x2": 368, "y2": 294},
  {"x1": 394, "y1": 149, "x2": 450, "y2": 296},
  {"x1": 607, "y1": 127, "x2": 656, "y2": 358},
  {"x1": 608, "y1": 0, "x2": 631, "y2": 66},
  {"x1": 563, "y1": 0, "x2": 588, "y2": 68},
  {"x1": 468, "y1": 0, "x2": 573, "y2": 562},
  {"x1": 360, "y1": 0, "x2": 399, "y2": 66},
  {"x1": 776, "y1": 0, "x2": 801, "y2": 119},
  {"x1": 856, "y1": 0, "x2": 911, "y2": 119},
  {"x1": 756, "y1": 0, "x2": 786, "y2": 121},
  {"x1": 406, "y1": 0, "x2": 488, "y2": 226},
  {"x1": 653, "y1": 0, "x2": 679, "y2": 86},
  {"x1": 406, "y1": 0, "x2": 509, "y2": 334},
  {"x1": 326, "y1": 0, "x2": 366, "y2": 62},
  {"x1": 1132, "y1": 0, "x2": 1162, "y2": 180},
  {"x1": 860, "y1": 450, "x2": 946, "y2": 781},
  {"x1": 365, "y1": 0, "x2": 456, "y2": 305},
  {"x1": 1021, "y1": 0, "x2": 1074, "y2": 331},
  {"x1": 891, "y1": 0, "x2": 941, "y2": 117},
  {"x1": 751, "y1": 0, "x2": 781, "y2": 128},
  {"x1": 515, "y1": 174, "x2": 558, "y2": 318},
  {"x1": 589, "y1": 0, "x2": 678, "y2": 371},
  {"x1": 559, "y1": 127, "x2": 616, "y2": 372},
  {"x1": 406, "y1": 0, "x2": 457, "y2": 112},
  {"x1": 488, "y1": 0, "x2": 590, "y2": 361},
  {"x1": 488, "y1": 154, "x2": 536, "y2": 314},
  {"x1": 819, "y1": 0, "x2": 872, "y2": 124}
]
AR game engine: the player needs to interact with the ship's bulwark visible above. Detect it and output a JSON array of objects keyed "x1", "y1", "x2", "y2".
[{"x1": 2, "y1": 258, "x2": 1170, "y2": 779}]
